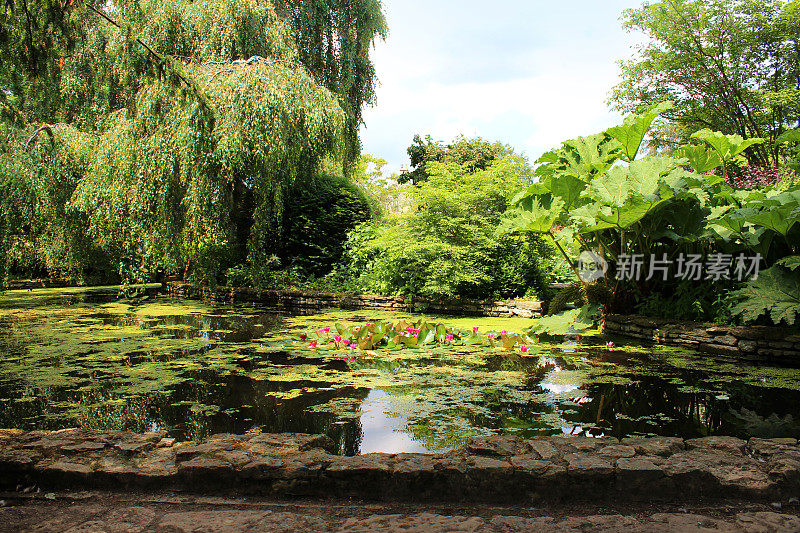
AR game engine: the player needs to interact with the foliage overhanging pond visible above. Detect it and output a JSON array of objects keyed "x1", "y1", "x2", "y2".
[{"x1": 2, "y1": 287, "x2": 800, "y2": 455}]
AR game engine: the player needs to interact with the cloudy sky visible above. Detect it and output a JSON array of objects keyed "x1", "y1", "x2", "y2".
[{"x1": 359, "y1": 0, "x2": 645, "y2": 174}]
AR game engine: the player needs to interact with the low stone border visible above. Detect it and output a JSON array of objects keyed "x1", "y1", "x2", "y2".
[
  {"x1": 2, "y1": 429, "x2": 799, "y2": 503},
  {"x1": 3, "y1": 278, "x2": 73, "y2": 290},
  {"x1": 603, "y1": 314, "x2": 800, "y2": 362},
  {"x1": 165, "y1": 282, "x2": 544, "y2": 318}
]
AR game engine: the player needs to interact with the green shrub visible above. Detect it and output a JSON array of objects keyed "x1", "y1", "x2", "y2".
[
  {"x1": 280, "y1": 172, "x2": 373, "y2": 278},
  {"x1": 339, "y1": 157, "x2": 561, "y2": 300}
]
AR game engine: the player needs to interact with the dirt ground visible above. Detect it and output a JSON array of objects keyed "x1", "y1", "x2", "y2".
[{"x1": 2, "y1": 490, "x2": 800, "y2": 532}]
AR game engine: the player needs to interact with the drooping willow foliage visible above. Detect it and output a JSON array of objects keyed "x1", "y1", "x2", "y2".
[
  {"x1": 0, "y1": 0, "x2": 385, "y2": 284},
  {"x1": 273, "y1": 0, "x2": 387, "y2": 164}
]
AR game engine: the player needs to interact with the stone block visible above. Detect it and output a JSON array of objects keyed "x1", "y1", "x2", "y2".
[
  {"x1": 527, "y1": 439, "x2": 561, "y2": 461},
  {"x1": 748, "y1": 438, "x2": 798, "y2": 458},
  {"x1": 564, "y1": 453, "x2": 614, "y2": 479},
  {"x1": 615, "y1": 456, "x2": 671, "y2": 497},
  {"x1": 114, "y1": 440, "x2": 155, "y2": 455},
  {"x1": 464, "y1": 436, "x2": 531, "y2": 457},
  {"x1": 739, "y1": 340, "x2": 758, "y2": 353},
  {"x1": 598, "y1": 445, "x2": 636, "y2": 459},
  {"x1": 685, "y1": 436, "x2": 746, "y2": 455},
  {"x1": 177, "y1": 456, "x2": 235, "y2": 486},
  {"x1": 61, "y1": 441, "x2": 106, "y2": 454},
  {"x1": 239, "y1": 456, "x2": 287, "y2": 480}
]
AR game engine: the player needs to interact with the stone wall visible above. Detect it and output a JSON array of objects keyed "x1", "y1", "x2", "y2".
[
  {"x1": 604, "y1": 314, "x2": 800, "y2": 362},
  {"x1": 165, "y1": 281, "x2": 544, "y2": 318},
  {"x1": 4, "y1": 278, "x2": 72, "y2": 290},
  {"x1": 1, "y1": 429, "x2": 799, "y2": 503}
]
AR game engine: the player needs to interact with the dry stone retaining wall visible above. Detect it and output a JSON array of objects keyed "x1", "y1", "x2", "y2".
[
  {"x1": 2, "y1": 429, "x2": 800, "y2": 503},
  {"x1": 604, "y1": 314, "x2": 800, "y2": 362},
  {"x1": 165, "y1": 282, "x2": 544, "y2": 318}
]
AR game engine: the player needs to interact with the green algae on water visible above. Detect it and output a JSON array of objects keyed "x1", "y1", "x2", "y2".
[{"x1": 3, "y1": 288, "x2": 800, "y2": 451}]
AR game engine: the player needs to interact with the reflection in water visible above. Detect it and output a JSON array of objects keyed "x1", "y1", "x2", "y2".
[
  {"x1": 2, "y1": 288, "x2": 800, "y2": 455},
  {"x1": 358, "y1": 390, "x2": 431, "y2": 454}
]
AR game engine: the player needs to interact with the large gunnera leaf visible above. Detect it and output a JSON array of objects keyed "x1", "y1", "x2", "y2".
[{"x1": 731, "y1": 266, "x2": 800, "y2": 326}]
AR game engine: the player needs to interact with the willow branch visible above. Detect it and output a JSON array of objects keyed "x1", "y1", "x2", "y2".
[
  {"x1": 24, "y1": 124, "x2": 54, "y2": 151},
  {"x1": 86, "y1": 4, "x2": 194, "y2": 90}
]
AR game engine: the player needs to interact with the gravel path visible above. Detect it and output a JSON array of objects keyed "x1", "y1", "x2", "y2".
[{"x1": 2, "y1": 491, "x2": 800, "y2": 532}]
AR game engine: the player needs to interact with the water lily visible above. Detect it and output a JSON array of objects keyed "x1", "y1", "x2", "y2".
[
  {"x1": 445, "y1": 334, "x2": 454, "y2": 342},
  {"x1": 300, "y1": 333, "x2": 307, "y2": 341},
  {"x1": 319, "y1": 327, "x2": 330, "y2": 334},
  {"x1": 501, "y1": 330, "x2": 507, "y2": 336},
  {"x1": 334, "y1": 335, "x2": 342, "y2": 343},
  {"x1": 310, "y1": 340, "x2": 318, "y2": 348},
  {"x1": 348, "y1": 344, "x2": 357, "y2": 350},
  {"x1": 347, "y1": 357, "x2": 356, "y2": 363},
  {"x1": 520, "y1": 345, "x2": 529, "y2": 353},
  {"x1": 472, "y1": 326, "x2": 479, "y2": 333},
  {"x1": 487, "y1": 333, "x2": 495, "y2": 340},
  {"x1": 576, "y1": 335, "x2": 583, "y2": 342},
  {"x1": 606, "y1": 341, "x2": 614, "y2": 350}
]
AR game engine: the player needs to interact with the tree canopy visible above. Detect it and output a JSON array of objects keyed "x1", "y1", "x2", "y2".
[
  {"x1": 398, "y1": 134, "x2": 517, "y2": 185},
  {"x1": 0, "y1": 0, "x2": 386, "y2": 284},
  {"x1": 610, "y1": 0, "x2": 800, "y2": 166}
]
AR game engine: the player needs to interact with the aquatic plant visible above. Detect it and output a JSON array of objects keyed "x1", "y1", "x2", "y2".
[{"x1": 300, "y1": 319, "x2": 536, "y2": 352}]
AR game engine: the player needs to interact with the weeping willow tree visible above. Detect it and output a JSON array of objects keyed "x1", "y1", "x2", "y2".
[{"x1": 0, "y1": 0, "x2": 386, "y2": 284}]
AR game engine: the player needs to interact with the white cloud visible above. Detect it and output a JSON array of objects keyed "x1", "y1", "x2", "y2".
[{"x1": 359, "y1": 0, "x2": 644, "y2": 173}]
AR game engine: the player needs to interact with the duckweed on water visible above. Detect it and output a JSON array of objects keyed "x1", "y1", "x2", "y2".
[{"x1": 3, "y1": 288, "x2": 800, "y2": 453}]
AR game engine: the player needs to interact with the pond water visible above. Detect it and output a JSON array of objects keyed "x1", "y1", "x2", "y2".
[{"x1": 1, "y1": 287, "x2": 800, "y2": 455}]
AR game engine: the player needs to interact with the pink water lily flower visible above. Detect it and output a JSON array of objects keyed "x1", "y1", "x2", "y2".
[
  {"x1": 366, "y1": 322, "x2": 374, "y2": 327},
  {"x1": 300, "y1": 333, "x2": 307, "y2": 341},
  {"x1": 445, "y1": 334, "x2": 454, "y2": 342},
  {"x1": 319, "y1": 327, "x2": 330, "y2": 334},
  {"x1": 576, "y1": 335, "x2": 583, "y2": 342},
  {"x1": 606, "y1": 341, "x2": 614, "y2": 350},
  {"x1": 334, "y1": 335, "x2": 342, "y2": 343},
  {"x1": 349, "y1": 343, "x2": 357, "y2": 350},
  {"x1": 501, "y1": 330, "x2": 507, "y2": 335},
  {"x1": 520, "y1": 345, "x2": 529, "y2": 353},
  {"x1": 310, "y1": 340, "x2": 318, "y2": 348},
  {"x1": 487, "y1": 333, "x2": 495, "y2": 340},
  {"x1": 472, "y1": 326, "x2": 479, "y2": 333}
]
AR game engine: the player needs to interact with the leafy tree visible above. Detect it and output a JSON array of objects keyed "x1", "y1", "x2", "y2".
[
  {"x1": 0, "y1": 0, "x2": 386, "y2": 285},
  {"x1": 347, "y1": 153, "x2": 564, "y2": 300},
  {"x1": 272, "y1": 0, "x2": 388, "y2": 164},
  {"x1": 611, "y1": 0, "x2": 800, "y2": 166},
  {"x1": 398, "y1": 134, "x2": 516, "y2": 185}
]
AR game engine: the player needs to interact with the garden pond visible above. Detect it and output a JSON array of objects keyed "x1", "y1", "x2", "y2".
[{"x1": 1, "y1": 286, "x2": 800, "y2": 455}]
